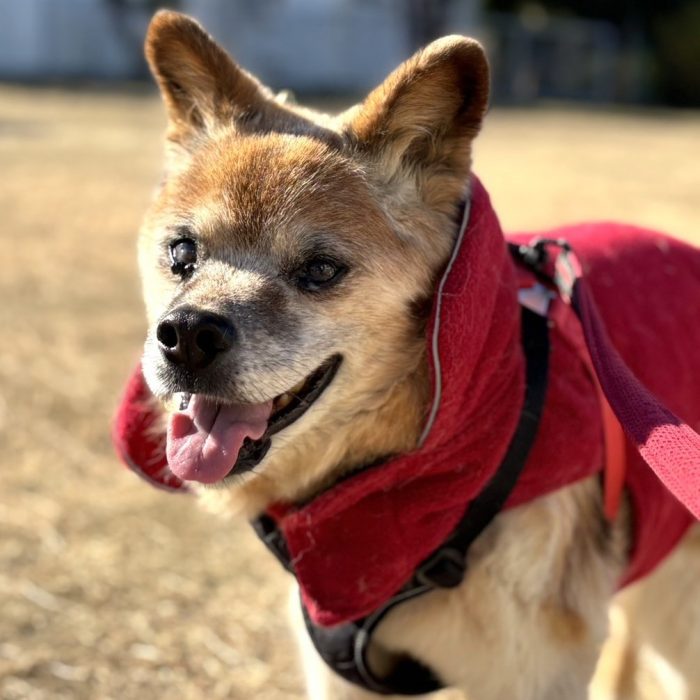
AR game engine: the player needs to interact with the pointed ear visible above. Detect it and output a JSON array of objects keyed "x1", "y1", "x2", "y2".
[
  {"x1": 144, "y1": 10, "x2": 271, "y2": 142},
  {"x1": 345, "y1": 36, "x2": 489, "y2": 206}
]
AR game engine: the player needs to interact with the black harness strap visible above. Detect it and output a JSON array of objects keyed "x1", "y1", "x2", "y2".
[{"x1": 252, "y1": 254, "x2": 550, "y2": 696}]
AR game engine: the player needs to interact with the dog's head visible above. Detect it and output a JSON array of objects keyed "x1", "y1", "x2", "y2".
[{"x1": 138, "y1": 11, "x2": 489, "y2": 505}]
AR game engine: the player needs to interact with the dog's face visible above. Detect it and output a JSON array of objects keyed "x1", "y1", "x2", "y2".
[{"x1": 138, "y1": 11, "x2": 489, "y2": 505}]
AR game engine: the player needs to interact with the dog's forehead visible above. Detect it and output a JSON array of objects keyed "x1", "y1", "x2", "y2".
[{"x1": 171, "y1": 133, "x2": 375, "y2": 249}]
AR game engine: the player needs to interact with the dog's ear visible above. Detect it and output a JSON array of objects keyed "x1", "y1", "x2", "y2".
[
  {"x1": 145, "y1": 10, "x2": 270, "y2": 143},
  {"x1": 345, "y1": 37, "x2": 489, "y2": 209}
]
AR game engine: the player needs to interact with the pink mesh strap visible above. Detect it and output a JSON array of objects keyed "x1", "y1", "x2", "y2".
[{"x1": 554, "y1": 248, "x2": 700, "y2": 520}]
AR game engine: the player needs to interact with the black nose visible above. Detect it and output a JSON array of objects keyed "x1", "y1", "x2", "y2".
[{"x1": 157, "y1": 307, "x2": 235, "y2": 371}]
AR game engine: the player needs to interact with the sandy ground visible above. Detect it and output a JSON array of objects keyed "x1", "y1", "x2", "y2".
[{"x1": 1, "y1": 84, "x2": 698, "y2": 700}]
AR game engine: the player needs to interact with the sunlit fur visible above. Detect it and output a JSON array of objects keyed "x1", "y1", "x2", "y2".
[{"x1": 139, "y1": 11, "x2": 700, "y2": 699}]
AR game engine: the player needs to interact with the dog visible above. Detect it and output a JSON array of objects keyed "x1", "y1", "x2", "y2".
[{"x1": 115, "y1": 10, "x2": 700, "y2": 699}]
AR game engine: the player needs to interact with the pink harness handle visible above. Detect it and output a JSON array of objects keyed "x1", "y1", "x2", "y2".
[{"x1": 548, "y1": 242, "x2": 700, "y2": 520}]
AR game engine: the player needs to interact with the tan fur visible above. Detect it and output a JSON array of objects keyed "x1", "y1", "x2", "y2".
[
  {"x1": 138, "y1": 11, "x2": 700, "y2": 699},
  {"x1": 591, "y1": 527, "x2": 700, "y2": 700}
]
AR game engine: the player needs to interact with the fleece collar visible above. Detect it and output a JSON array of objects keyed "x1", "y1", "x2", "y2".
[{"x1": 113, "y1": 175, "x2": 698, "y2": 628}]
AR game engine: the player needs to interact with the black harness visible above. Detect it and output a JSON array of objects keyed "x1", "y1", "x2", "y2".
[{"x1": 252, "y1": 246, "x2": 550, "y2": 695}]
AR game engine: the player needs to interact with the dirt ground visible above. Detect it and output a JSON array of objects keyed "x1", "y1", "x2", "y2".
[{"x1": 1, "y1": 84, "x2": 698, "y2": 700}]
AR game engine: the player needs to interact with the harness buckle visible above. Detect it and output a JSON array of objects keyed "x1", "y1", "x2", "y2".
[
  {"x1": 415, "y1": 547, "x2": 466, "y2": 589},
  {"x1": 518, "y1": 282, "x2": 555, "y2": 317}
]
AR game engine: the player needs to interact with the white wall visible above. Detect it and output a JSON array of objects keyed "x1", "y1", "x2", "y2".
[
  {"x1": 0, "y1": 0, "x2": 479, "y2": 90},
  {"x1": 0, "y1": 0, "x2": 148, "y2": 78}
]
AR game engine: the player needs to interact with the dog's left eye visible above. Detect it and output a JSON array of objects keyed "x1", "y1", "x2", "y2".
[
  {"x1": 296, "y1": 258, "x2": 345, "y2": 292},
  {"x1": 170, "y1": 238, "x2": 197, "y2": 275}
]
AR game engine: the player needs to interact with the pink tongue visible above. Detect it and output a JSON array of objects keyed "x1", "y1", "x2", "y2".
[{"x1": 166, "y1": 395, "x2": 273, "y2": 484}]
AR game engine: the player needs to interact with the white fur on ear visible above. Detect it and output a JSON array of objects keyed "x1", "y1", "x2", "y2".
[{"x1": 275, "y1": 89, "x2": 297, "y2": 105}]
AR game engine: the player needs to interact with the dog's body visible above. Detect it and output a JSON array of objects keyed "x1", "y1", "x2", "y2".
[
  {"x1": 129, "y1": 11, "x2": 700, "y2": 699},
  {"x1": 291, "y1": 476, "x2": 624, "y2": 700}
]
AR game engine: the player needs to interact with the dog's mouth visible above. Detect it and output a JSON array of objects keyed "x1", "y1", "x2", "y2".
[{"x1": 165, "y1": 355, "x2": 342, "y2": 484}]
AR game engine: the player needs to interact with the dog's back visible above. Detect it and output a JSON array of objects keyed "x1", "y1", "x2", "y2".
[
  {"x1": 516, "y1": 223, "x2": 699, "y2": 576},
  {"x1": 511, "y1": 223, "x2": 700, "y2": 697},
  {"x1": 576, "y1": 224, "x2": 700, "y2": 699}
]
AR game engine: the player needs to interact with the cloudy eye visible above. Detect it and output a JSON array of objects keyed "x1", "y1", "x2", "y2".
[
  {"x1": 296, "y1": 257, "x2": 346, "y2": 292},
  {"x1": 170, "y1": 238, "x2": 197, "y2": 276}
]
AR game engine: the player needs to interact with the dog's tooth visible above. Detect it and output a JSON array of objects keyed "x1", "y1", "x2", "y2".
[
  {"x1": 276, "y1": 393, "x2": 292, "y2": 410},
  {"x1": 179, "y1": 393, "x2": 192, "y2": 411}
]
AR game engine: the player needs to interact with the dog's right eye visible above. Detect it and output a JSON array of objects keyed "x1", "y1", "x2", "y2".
[
  {"x1": 170, "y1": 238, "x2": 197, "y2": 276},
  {"x1": 295, "y1": 257, "x2": 346, "y2": 292}
]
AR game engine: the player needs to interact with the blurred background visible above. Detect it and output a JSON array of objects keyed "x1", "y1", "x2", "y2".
[
  {"x1": 1, "y1": 2, "x2": 698, "y2": 699},
  {"x1": 1, "y1": 0, "x2": 700, "y2": 104}
]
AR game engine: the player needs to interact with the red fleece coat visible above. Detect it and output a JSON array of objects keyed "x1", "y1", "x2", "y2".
[{"x1": 114, "y1": 176, "x2": 699, "y2": 627}]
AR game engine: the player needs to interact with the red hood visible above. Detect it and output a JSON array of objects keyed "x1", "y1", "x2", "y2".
[{"x1": 113, "y1": 176, "x2": 697, "y2": 627}]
